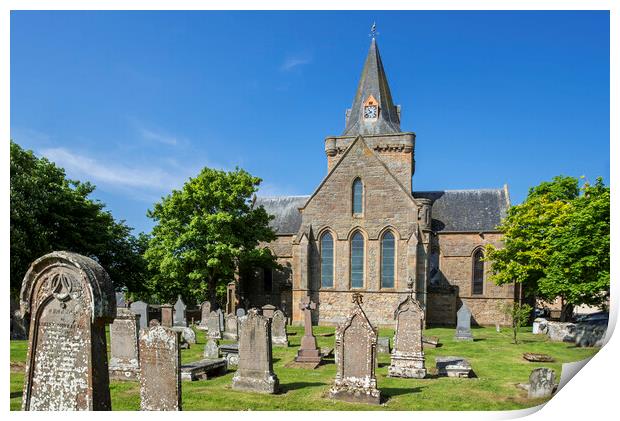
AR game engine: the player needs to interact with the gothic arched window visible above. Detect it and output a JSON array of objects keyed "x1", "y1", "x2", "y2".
[
  {"x1": 320, "y1": 232, "x2": 334, "y2": 288},
  {"x1": 381, "y1": 231, "x2": 395, "y2": 288},
  {"x1": 472, "y1": 248, "x2": 484, "y2": 295},
  {"x1": 352, "y1": 178, "x2": 363, "y2": 215},
  {"x1": 350, "y1": 231, "x2": 365, "y2": 288}
]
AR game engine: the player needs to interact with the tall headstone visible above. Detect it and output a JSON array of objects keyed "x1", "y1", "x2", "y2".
[
  {"x1": 329, "y1": 293, "x2": 381, "y2": 405},
  {"x1": 226, "y1": 281, "x2": 237, "y2": 315},
  {"x1": 173, "y1": 295, "x2": 187, "y2": 327},
  {"x1": 232, "y1": 308, "x2": 279, "y2": 394},
  {"x1": 130, "y1": 300, "x2": 149, "y2": 330},
  {"x1": 388, "y1": 280, "x2": 426, "y2": 378},
  {"x1": 161, "y1": 304, "x2": 174, "y2": 328},
  {"x1": 262, "y1": 304, "x2": 276, "y2": 319},
  {"x1": 216, "y1": 308, "x2": 225, "y2": 331},
  {"x1": 455, "y1": 302, "x2": 473, "y2": 341},
  {"x1": 528, "y1": 368, "x2": 556, "y2": 399},
  {"x1": 271, "y1": 309, "x2": 289, "y2": 346},
  {"x1": 295, "y1": 297, "x2": 321, "y2": 365},
  {"x1": 223, "y1": 314, "x2": 239, "y2": 341},
  {"x1": 20, "y1": 251, "x2": 116, "y2": 410},
  {"x1": 138, "y1": 324, "x2": 182, "y2": 411},
  {"x1": 109, "y1": 308, "x2": 141, "y2": 380},
  {"x1": 206, "y1": 311, "x2": 222, "y2": 339},
  {"x1": 198, "y1": 301, "x2": 211, "y2": 331}
]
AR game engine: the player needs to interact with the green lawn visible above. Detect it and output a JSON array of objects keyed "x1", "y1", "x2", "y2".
[{"x1": 10, "y1": 325, "x2": 600, "y2": 411}]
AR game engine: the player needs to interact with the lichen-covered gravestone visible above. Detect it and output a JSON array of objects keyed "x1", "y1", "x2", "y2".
[
  {"x1": 130, "y1": 300, "x2": 149, "y2": 330},
  {"x1": 138, "y1": 324, "x2": 182, "y2": 410},
  {"x1": 261, "y1": 304, "x2": 276, "y2": 319},
  {"x1": 198, "y1": 301, "x2": 211, "y2": 330},
  {"x1": 20, "y1": 251, "x2": 116, "y2": 411},
  {"x1": 388, "y1": 282, "x2": 426, "y2": 378},
  {"x1": 173, "y1": 295, "x2": 187, "y2": 327},
  {"x1": 329, "y1": 293, "x2": 380, "y2": 405},
  {"x1": 223, "y1": 314, "x2": 238, "y2": 341},
  {"x1": 204, "y1": 338, "x2": 220, "y2": 359},
  {"x1": 206, "y1": 311, "x2": 222, "y2": 339},
  {"x1": 271, "y1": 310, "x2": 288, "y2": 346},
  {"x1": 232, "y1": 308, "x2": 279, "y2": 394},
  {"x1": 161, "y1": 304, "x2": 174, "y2": 328},
  {"x1": 454, "y1": 302, "x2": 473, "y2": 341},
  {"x1": 528, "y1": 368, "x2": 556, "y2": 399},
  {"x1": 109, "y1": 308, "x2": 141, "y2": 380}
]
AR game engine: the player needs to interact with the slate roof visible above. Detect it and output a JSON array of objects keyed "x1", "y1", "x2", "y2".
[
  {"x1": 343, "y1": 38, "x2": 401, "y2": 136},
  {"x1": 413, "y1": 188, "x2": 510, "y2": 232},
  {"x1": 254, "y1": 196, "x2": 309, "y2": 235}
]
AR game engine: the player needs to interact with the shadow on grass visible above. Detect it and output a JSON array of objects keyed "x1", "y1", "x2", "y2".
[
  {"x1": 10, "y1": 392, "x2": 21, "y2": 399},
  {"x1": 279, "y1": 381, "x2": 325, "y2": 394},
  {"x1": 381, "y1": 386, "x2": 424, "y2": 402}
]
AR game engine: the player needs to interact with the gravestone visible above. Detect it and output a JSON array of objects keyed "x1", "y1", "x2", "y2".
[
  {"x1": 109, "y1": 308, "x2": 141, "y2": 380},
  {"x1": 172, "y1": 326, "x2": 196, "y2": 345},
  {"x1": 10, "y1": 297, "x2": 28, "y2": 339},
  {"x1": 388, "y1": 281, "x2": 426, "y2": 378},
  {"x1": 197, "y1": 301, "x2": 211, "y2": 330},
  {"x1": 20, "y1": 251, "x2": 116, "y2": 410},
  {"x1": 173, "y1": 295, "x2": 187, "y2": 327},
  {"x1": 294, "y1": 297, "x2": 321, "y2": 366},
  {"x1": 528, "y1": 368, "x2": 556, "y2": 399},
  {"x1": 435, "y1": 356, "x2": 473, "y2": 377},
  {"x1": 220, "y1": 343, "x2": 239, "y2": 367},
  {"x1": 454, "y1": 302, "x2": 473, "y2": 341},
  {"x1": 329, "y1": 293, "x2": 380, "y2": 405},
  {"x1": 115, "y1": 291, "x2": 127, "y2": 308},
  {"x1": 223, "y1": 314, "x2": 238, "y2": 341},
  {"x1": 204, "y1": 338, "x2": 220, "y2": 359},
  {"x1": 138, "y1": 324, "x2": 182, "y2": 411},
  {"x1": 206, "y1": 311, "x2": 222, "y2": 339},
  {"x1": 130, "y1": 300, "x2": 149, "y2": 330},
  {"x1": 271, "y1": 310, "x2": 289, "y2": 346},
  {"x1": 232, "y1": 308, "x2": 279, "y2": 394},
  {"x1": 262, "y1": 304, "x2": 276, "y2": 319},
  {"x1": 377, "y1": 337, "x2": 391, "y2": 354},
  {"x1": 216, "y1": 308, "x2": 225, "y2": 331},
  {"x1": 236, "y1": 308, "x2": 246, "y2": 317},
  {"x1": 532, "y1": 318, "x2": 548, "y2": 335},
  {"x1": 161, "y1": 304, "x2": 174, "y2": 328}
]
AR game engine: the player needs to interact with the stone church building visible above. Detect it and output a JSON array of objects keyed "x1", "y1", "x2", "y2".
[{"x1": 240, "y1": 38, "x2": 519, "y2": 327}]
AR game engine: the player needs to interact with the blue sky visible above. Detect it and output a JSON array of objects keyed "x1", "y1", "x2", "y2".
[{"x1": 11, "y1": 10, "x2": 609, "y2": 235}]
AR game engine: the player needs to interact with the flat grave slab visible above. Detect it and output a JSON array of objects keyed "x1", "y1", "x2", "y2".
[{"x1": 180, "y1": 358, "x2": 227, "y2": 381}]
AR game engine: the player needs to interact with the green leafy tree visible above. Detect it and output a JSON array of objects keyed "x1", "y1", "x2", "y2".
[
  {"x1": 143, "y1": 167, "x2": 277, "y2": 305},
  {"x1": 486, "y1": 176, "x2": 610, "y2": 321},
  {"x1": 10, "y1": 140, "x2": 149, "y2": 296},
  {"x1": 500, "y1": 302, "x2": 533, "y2": 344}
]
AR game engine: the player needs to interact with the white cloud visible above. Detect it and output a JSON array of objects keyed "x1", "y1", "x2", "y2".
[
  {"x1": 280, "y1": 55, "x2": 312, "y2": 72},
  {"x1": 137, "y1": 126, "x2": 179, "y2": 146}
]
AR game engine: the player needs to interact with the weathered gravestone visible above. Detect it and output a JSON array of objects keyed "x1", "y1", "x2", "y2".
[
  {"x1": 130, "y1": 300, "x2": 149, "y2": 331},
  {"x1": 173, "y1": 326, "x2": 196, "y2": 345},
  {"x1": 388, "y1": 281, "x2": 426, "y2": 378},
  {"x1": 216, "y1": 308, "x2": 225, "y2": 331},
  {"x1": 262, "y1": 304, "x2": 276, "y2": 319},
  {"x1": 232, "y1": 308, "x2": 279, "y2": 394},
  {"x1": 109, "y1": 307, "x2": 141, "y2": 380},
  {"x1": 271, "y1": 309, "x2": 288, "y2": 346},
  {"x1": 20, "y1": 251, "x2": 116, "y2": 410},
  {"x1": 294, "y1": 297, "x2": 321, "y2": 366},
  {"x1": 236, "y1": 308, "x2": 246, "y2": 317},
  {"x1": 528, "y1": 368, "x2": 556, "y2": 399},
  {"x1": 138, "y1": 323, "x2": 182, "y2": 411},
  {"x1": 377, "y1": 337, "x2": 391, "y2": 354},
  {"x1": 206, "y1": 311, "x2": 222, "y2": 339},
  {"x1": 223, "y1": 314, "x2": 238, "y2": 341},
  {"x1": 173, "y1": 295, "x2": 187, "y2": 327},
  {"x1": 329, "y1": 293, "x2": 380, "y2": 405},
  {"x1": 204, "y1": 338, "x2": 220, "y2": 359},
  {"x1": 197, "y1": 301, "x2": 211, "y2": 331},
  {"x1": 115, "y1": 291, "x2": 127, "y2": 308},
  {"x1": 161, "y1": 304, "x2": 174, "y2": 328},
  {"x1": 435, "y1": 356, "x2": 473, "y2": 378},
  {"x1": 454, "y1": 302, "x2": 473, "y2": 341}
]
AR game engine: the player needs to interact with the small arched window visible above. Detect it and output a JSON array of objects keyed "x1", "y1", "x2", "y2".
[
  {"x1": 350, "y1": 231, "x2": 365, "y2": 288},
  {"x1": 472, "y1": 248, "x2": 484, "y2": 295},
  {"x1": 320, "y1": 232, "x2": 334, "y2": 288},
  {"x1": 381, "y1": 231, "x2": 395, "y2": 288},
  {"x1": 352, "y1": 178, "x2": 363, "y2": 215}
]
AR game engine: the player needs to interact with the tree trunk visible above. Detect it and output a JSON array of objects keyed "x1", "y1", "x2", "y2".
[
  {"x1": 208, "y1": 276, "x2": 217, "y2": 309},
  {"x1": 560, "y1": 301, "x2": 574, "y2": 322}
]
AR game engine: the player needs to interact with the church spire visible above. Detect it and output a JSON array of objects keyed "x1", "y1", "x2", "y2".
[{"x1": 343, "y1": 34, "x2": 401, "y2": 136}]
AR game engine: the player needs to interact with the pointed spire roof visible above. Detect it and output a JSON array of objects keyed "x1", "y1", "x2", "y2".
[{"x1": 343, "y1": 38, "x2": 401, "y2": 136}]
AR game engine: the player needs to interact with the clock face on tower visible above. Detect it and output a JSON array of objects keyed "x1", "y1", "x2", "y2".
[{"x1": 364, "y1": 105, "x2": 378, "y2": 119}]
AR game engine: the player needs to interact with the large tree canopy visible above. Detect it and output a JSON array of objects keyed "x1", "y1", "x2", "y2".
[
  {"x1": 10, "y1": 140, "x2": 148, "y2": 296},
  {"x1": 143, "y1": 166, "x2": 277, "y2": 305},
  {"x1": 486, "y1": 175, "x2": 610, "y2": 320}
]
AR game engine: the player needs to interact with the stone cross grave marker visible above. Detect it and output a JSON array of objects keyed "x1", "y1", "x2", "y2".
[
  {"x1": 109, "y1": 307, "x2": 141, "y2": 380},
  {"x1": 528, "y1": 368, "x2": 556, "y2": 399},
  {"x1": 20, "y1": 251, "x2": 116, "y2": 410},
  {"x1": 138, "y1": 324, "x2": 182, "y2": 410},
  {"x1": 232, "y1": 308, "x2": 279, "y2": 394},
  {"x1": 271, "y1": 309, "x2": 289, "y2": 346},
  {"x1": 173, "y1": 295, "x2": 187, "y2": 327},
  {"x1": 130, "y1": 300, "x2": 149, "y2": 331},
  {"x1": 329, "y1": 293, "x2": 381, "y2": 405},
  {"x1": 206, "y1": 311, "x2": 222, "y2": 339},
  {"x1": 388, "y1": 280, "x2": 426, "y2": 378},
  {"x1": 295, "y1": 297, "x2": 321, "y2": 365},
  {"x1": 161, "y1": 304, "x2": 174, "y2": 328},
  {"x1": 455, "y1": 302, "x2": 473, "y2": 341}
]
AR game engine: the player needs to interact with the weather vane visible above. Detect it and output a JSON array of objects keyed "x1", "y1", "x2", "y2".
[{"x1": 369, "y1": 22, "x2": 379, "y2": 39}]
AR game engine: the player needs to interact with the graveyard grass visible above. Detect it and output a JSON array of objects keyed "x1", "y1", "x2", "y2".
[{"x1": 10, "y1": 325, "x2": 600, "y2": 411}]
